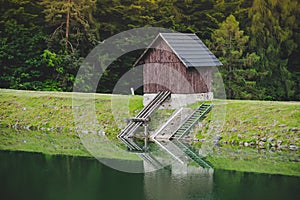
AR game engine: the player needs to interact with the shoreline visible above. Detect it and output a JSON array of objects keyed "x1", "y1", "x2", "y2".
[
  {"x1": 1, "y1": 128, "x2": 299, "y2": 177},
  {"x1": 0, "y1": 89, "x2": 299, "y2": 176},
  {"x1": 1, "y1": 88, "x2": 299, "y2": 148}
]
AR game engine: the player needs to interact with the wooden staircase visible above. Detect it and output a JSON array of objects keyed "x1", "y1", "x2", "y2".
[
  {"x1": 118, "y1": 91, "x2": 171, "y2": 138},
  {"x1": 170, "y1": 103, "x2": 212, "y2": 140},
  {"x1": 117, "y1": 97, "x2": 214, "y2": 170}
]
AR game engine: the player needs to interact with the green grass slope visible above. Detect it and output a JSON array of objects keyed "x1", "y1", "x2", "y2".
[{"x1": 0, "y1": 89, "x2": 299, "y2": 176}]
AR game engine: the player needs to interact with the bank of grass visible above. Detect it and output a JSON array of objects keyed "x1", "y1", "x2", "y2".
[
  {"x1": 1, "y1": 89, "x2": 299, "y2": 148},
  {"x1": 0, "y1": 128, "x2": 90, "y2": 157},
  {"x1": 0, "y1": 89, "x2": 142, "y2": 134},
  {"x1": 0, "y1": 127, "x2": 143, "y2": 160},
  {"x1": 205, "y1": 146, "x2": 300, "y2": 176},
  {"x1": 0, "y1": 89, "x2": 299, "y2": 175},
  {"x1": 0, "y1": 89, "x2": 142, "y2": 160},
  {"x1": 193, "y1": 100, "x2": 300, "y2": 147}
]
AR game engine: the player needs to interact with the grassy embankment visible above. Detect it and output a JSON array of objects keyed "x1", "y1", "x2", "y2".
[
  {"x1": 0, "y1": 89, "x2": 299, "y2": 175},
  {"x1": 206, "y1": 145, "x2": 300, "y2": 176},
  {"x1": 192, "y1": 99, "x2": 300, "y2": 148},
  {"x1": 0, "y1": 89, "x2": 142, "y2": 158}
]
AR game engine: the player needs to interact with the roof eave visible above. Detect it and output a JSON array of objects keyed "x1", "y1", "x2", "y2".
[{"x1": 134, "y1": 32, "x2": 223, "y2": 68}]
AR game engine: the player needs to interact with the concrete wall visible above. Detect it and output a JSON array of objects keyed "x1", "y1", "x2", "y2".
[{"x1": 144, "y1": 92, "x2": 213, "y2": 109}]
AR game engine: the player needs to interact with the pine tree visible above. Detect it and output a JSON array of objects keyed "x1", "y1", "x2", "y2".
[
  {"x1": 40, "y1": 0, "x2": 98, "y2": 55},
  {"x1": 209, "y1": 14, "x2": 260, "y2": 99},
  {"x1": 249, "y1": 0, "x2": 300, "y2": 100}
]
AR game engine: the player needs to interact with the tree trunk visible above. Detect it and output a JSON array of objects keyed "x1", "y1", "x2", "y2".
[{"x1": 65, "y1": 0, "x2": 71, "y2": 49}]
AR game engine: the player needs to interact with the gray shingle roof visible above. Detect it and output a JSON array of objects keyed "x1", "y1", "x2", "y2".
[{"x1": 159, "y1": 33, "x2": 222, "y2": 67}]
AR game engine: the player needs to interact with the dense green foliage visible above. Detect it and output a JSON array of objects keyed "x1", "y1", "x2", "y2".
[
  {"x1": 0, "y1": 0, "x2": 299, "y2": 100},
  {"x1": 208, "y1": 14, "x2": 260, "y2": 99}
]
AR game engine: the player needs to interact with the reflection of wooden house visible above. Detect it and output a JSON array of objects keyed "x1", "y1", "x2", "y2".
[{"x1": 134, "y1": 33, "x2": 222, "y2": 108}]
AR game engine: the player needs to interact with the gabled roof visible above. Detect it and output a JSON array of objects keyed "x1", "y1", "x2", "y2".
[{"x1": 135, "y1": 32, "x2": 222, "y2": 67}]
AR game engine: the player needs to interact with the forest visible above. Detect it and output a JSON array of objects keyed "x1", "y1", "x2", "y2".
[{"x1": 0, "y1": 0, "x2": 299, "y2": 100}]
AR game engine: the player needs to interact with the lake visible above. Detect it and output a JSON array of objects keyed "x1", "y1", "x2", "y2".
[{"x1": 1, "y1": 151, "x2": 299, "y2": 200}]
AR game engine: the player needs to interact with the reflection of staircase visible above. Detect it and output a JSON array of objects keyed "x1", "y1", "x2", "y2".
[
  {"x1": 170, "y1": 104, "x2": 212, "y2": 140},
  {"x1": 118, "y1": 91, "x2": 171, "y2": 138},
  {"x1": 172, "y1": 140, "x2": 212, "y2": 169},
  {"x1": 119, "y1": 137, "x2": 143, "y2": 151},
  {"x1": 139, "y1": 153, "x2": 164, "y2": 170},
  {"x1": 119, "y1": 137, "x2": 164, "y2": 170},
  {"x1": 153, "y1": 140, "x2": 186, "y2": 164},
  {"x1": 117, "y1": 99, "x2": 214, "y2": 171}
]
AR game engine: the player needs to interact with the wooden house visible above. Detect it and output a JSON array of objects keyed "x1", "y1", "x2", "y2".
[{"x1": 134, "y1": 33, "x2": 222, "y2": 108}]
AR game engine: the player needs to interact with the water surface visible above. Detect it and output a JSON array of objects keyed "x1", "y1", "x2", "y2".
[{"x1": 0, "y1": 151, "x2": 299, "y2": 200}]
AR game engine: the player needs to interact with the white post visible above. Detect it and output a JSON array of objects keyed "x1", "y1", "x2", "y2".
[{"x1": 130, "y1": 87, "x2": 135, "y2": 95}]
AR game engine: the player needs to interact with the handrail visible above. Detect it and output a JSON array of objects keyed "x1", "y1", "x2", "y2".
[
  {"x1": 178, "y1": 104, "x2": 212, "y2": 139},
  {"x1": 118, "y1": 91, "x2": 171, "y2": 138},
  {"x1": 169, "y1": 103, "x2": 212, "y2": 140}
]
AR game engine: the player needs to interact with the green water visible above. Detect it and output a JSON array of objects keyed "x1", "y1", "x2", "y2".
[{"x1": 0, "y1": 151, "x2": 299, "y2": 200}]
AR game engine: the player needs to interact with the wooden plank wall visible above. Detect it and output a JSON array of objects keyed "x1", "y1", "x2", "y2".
[{"x1": 143, "y1": 38, "x2": 212, "y2": 94}]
